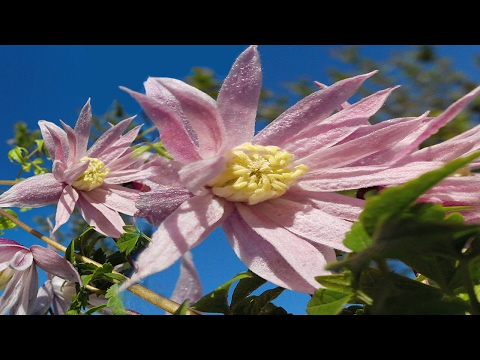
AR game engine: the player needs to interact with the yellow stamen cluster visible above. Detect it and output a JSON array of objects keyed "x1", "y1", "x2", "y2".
[
  {"x1": 0, "y1": 267, "x2": 15, "y2": 290},
  {"x1": 72, "y1": 157, "x2": 110, "y2": 191},
  {"x1": 208, "y1": 143, "x2": 308, "y2": 205}
]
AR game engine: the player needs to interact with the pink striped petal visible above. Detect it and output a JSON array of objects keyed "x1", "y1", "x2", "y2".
[
  {"x1": 0, "y1": 173, "x2": 64, "y2": 208},
  {"x1": 253, "y1": 71, "x2": 377, "y2": 147},
  {"x1": 121, "y1": 194, "x2": 233, "y2": 291},
  {"x1": 217, "y1": 45, "x2": 262, "y2": 147}
]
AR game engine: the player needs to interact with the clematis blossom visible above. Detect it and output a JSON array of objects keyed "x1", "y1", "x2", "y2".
[
  {"x1": 0, "y1": 99, "x2": 159, "y2": 238},
  {"x1": 118, "y1": 45, "x2": 476, "y2": 294},
  {"x1": 0, "y1": 238, "x2": 81, "y2": 315}
]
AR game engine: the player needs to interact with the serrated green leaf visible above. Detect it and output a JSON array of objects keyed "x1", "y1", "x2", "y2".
[
  {"x1": 307, "y1": 289, "x2": 353, "y2": 315},
  {"x1": 0, "y1": 209, "x2": 18, "y2": 230},
  {"x1": 105, "y1": 284, "x2": 126, "y2": 315},
  {"x1": 116, "y1": 232, "x2": 140, "y2": 255}
]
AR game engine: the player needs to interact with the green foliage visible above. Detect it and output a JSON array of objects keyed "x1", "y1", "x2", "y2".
[
  {"x1": 311, "y1": 152, "x2": 480, "y2": 315},
  {"x1": 0, "y1": 209, "x2": 18, "y2": 234},
  {"x1": 116, "y1": 225, "x2": 152, "y2": 256},
  {"x1": 191, "y1": 270, "x2": 290, "y2": 315},
  {"x1": 105, "y1": 284, "x2": 126, "y2": 315}
]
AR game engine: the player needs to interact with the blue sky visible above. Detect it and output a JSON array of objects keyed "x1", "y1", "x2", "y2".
[{"x1": 1, "y1": 45, "x2": 480, "y2": 315}]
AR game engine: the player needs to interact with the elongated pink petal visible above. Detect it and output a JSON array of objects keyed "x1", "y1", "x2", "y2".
[
  {"x1": 73, "y1": 99, "x2": 93, "y2": 160},
  {"x1": 217, "y1": 45, "x2": 262, "y2": 147},
  {"x1": 283, "y1": 86, "x2": 398, "y2": 158},
  {"x1": 38, "y1": 120, "x2": 69, "y2": 162},
  {"x1": 59, "y1": 120, "x2": 77, "y2": 165},
  {"x1": 31, "y1": 279, "x2": 53, "y2": 315},
  {"x1": 253, "y1": 71, "x2": 377, "y2": 147},
  {"x1": 390, "y1": 85, "x2": 480, "y2": 163},
  {"x1": 156, "y1": 78, "x2": 226, "y2": 158},
  {"x1": 53, "y1": 185, "x2": 79, "y2": 233},
  {"x1": 86, "y1": 117, "x2": 134, "y2": 159},
  {"x1": 76, "y1": 196, "x2": 127, "y2": 238},
  {"x1": 8, "y1": 266, "x2": 38, "y2": 315},
  {"x1": 250, "y1": 198, "x2": 350, "y2": 252},
  {"x1": 298, "y1": 113, "x2": 429, "y2": 170},
  {"x1": 120, "y1": 194, "x2": 233, "y2": 291},
  {"x1": 135, "y1": 184, "x2": 193, "y2": 226},
  {"x1": 283, "y1": 188, "x2": 365, "y2": 223},
  {"x1": 297, "y1": 162, "x2": 442, "y2": 191},
  {"x1": 169, "y1": 250, "x2": 203, "y2": 310},
  {"x1": 120, "y1": 84, "x2": 201, "y2": 164},
  {"x1": 84, "y1": 184, "x2": 139, "y2": 216},
  {"x1": 31, "y1": 245, "x2": 82, "y2": 283},
  {"x1": 224, "y1": 206, "x2": 333, "y2": 294},
  {"x1": 0, "y1": 174, "x2": 64, "y2": 208},
  {"x1": 178, "y1": 154, "x2": 227, "y2": 194}
]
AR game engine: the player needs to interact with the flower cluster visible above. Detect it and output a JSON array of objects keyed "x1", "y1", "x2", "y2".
[{"x1": 1, "y1": 45, "x2": 480, "y2": 314}]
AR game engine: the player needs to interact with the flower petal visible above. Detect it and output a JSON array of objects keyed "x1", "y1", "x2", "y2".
[
  {"x1": 73, "y1": 99, "x2": 93, "y2": 160},
  {"x1": 0, "y1": 174, "x2": 64, "y2": 208},
  {"x1": 120, "y1": 83, "x2": 201, "y2": 164},
  {"x1": 31, "y1": 245, "x2": 82, "y2": 283},
  {"x1": 120, "y1": 193, "x2": 233, "y2": 291},
  {"x1": 178, "y1": 154, "x2": 227, "y2": 194},
  {"x1": 53, "y1": 185, "x2": 79, "y2": 233},
  {"x1": 224, "y1": 206, "x2": 333, "y2": 294},
  {"x1": 30, "y1": 279, "x2": 54, "y2": 315},
  {"x1": 155, "y1": 78, "x2": 226, "y2": 158},
  {"x1": 217, "y1": 45, "x2": 262, "y2": 147},
  {"x1": 253, "y1": 71, "x2": 377, "y2": 147}
]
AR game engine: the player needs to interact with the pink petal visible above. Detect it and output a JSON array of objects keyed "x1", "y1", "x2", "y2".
[
  {"x1": 135, "y1": 184, "x2": 193, "y2": 226},
  {"x1": 253, "y1": 71, "x2": 377, "y2": 147},
  {"x1": 178, "y1": 154, "x2": 227, "y2": 194},
  {"x1": 224, "y1": 206, "x2": 334, "y2": 294},
  {"x1": 0, "y1": 173, "x2": 64, "y2": 208},
  {"x1": 31, "y1": 279, "x2": 54, "y2": 315},
  {"x1": 249, "y1": 198, "x2": 351, "y2": 252},
  {"x1": 120, "y1": 194, "x2": 233, "y2": 291},
  {"x1": 31, "y1": 245, "x2": 82, "y2": 283},
  {"x1": 73, "y1": 99, "x2": 93, "y2": 160},
  {"x1": 84, "y1": 184, "x2": 139, "y2": 216},
  {"x1": 38, "y1": 120, "x2": 69, "y2": 163},
  {"x1": 283, "y1": 188, "x2": 365, "y2": 222},
  {"x1": 169, "y1": 250, "x2": 203, "y2": 309},
  {"x1": 53, "y1": 185, "x2": 79, "y2": 233},
  {"x1": 76, "y1": 195, "x2": 128, "y2": 238},
  {"x1": 217, "y1": 45, "x2": 262, "y2": 147},
  {"x1": 283, "y1": 86, "x2": 398, "y2": 158},
  {"x1": 120, "y1": 84, "x2": 201, "y2": 164},
  {"x1": 8, "y1": 266, "x2": 38, "y2": 315},
  {"x1": 87, "y1": 117, "x2": 134, "y2": 159},
  {"x1": 156, "y1": 78, "x2": 226, "y2": 158}
]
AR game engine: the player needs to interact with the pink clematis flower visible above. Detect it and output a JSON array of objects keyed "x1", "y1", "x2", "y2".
[
  {"x1": 0, "y1": 238, "x2": 81, "y2": 315},
  {"x1": 0, "y1": 99, "x2": 159, "y2": 238},
  {"x1": 119, "y1": 45, "x2": 465, "y2": 294}
]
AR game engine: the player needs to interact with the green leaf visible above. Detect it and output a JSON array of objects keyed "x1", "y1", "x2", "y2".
[
  {"x1": 307, "y1": 289, "x2": 353, "y2": 315},
  {"x1": 173, "y1": 299, "x2": 190, "y2": 315},
  {"x1": 343, "y1": 221, "x2": 372, "y2": 252},
  {"x1": 231, "y1": 270, "x2": 267, "y2": 306},
  {"x1": 105, "y1": 284, "x2": 126, "y2": 315},
  {"x1": 116, "y1": 232, "x2": 140, "y2": 255},
  {"x1": 0, "y1": 209, "x2": 18, "y2": 230},
  {"x1": 233, "y1": 287, "x2": 287, "y2": 315},
  {"x1": 314, "y1": 273, "x2": 354, "y2": 294},
  {"x1": 191, "y1": 272, "x2": 253, "y2": 314}
]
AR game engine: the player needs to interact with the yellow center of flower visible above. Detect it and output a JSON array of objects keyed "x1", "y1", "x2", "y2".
[
  {"x1": 0, "y1": 267, "x2": 15, "y2": 290},
  {"x1": 72, "y1": 157, "x2": 110, "y2": 191},
  {"x1": 208, "y1": 142, "x2": 308, "y2": 205}
]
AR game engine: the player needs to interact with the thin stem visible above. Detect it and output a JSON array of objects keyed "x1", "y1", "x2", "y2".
[
  {"x1": 0, "y1": 180, "x2": 19, "y2": 186},
  {"x1": 0, "y1": 208, "x2": 200, "y2": 315}
]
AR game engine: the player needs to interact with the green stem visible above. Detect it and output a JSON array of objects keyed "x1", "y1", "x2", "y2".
[{"x1": 459, "y1": 259, "x2": 480, "y2": 315}]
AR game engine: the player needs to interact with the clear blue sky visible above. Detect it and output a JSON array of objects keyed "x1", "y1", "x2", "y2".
[{"x1": 1, "y1": 45, "x2": 480, "y2": 315}]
